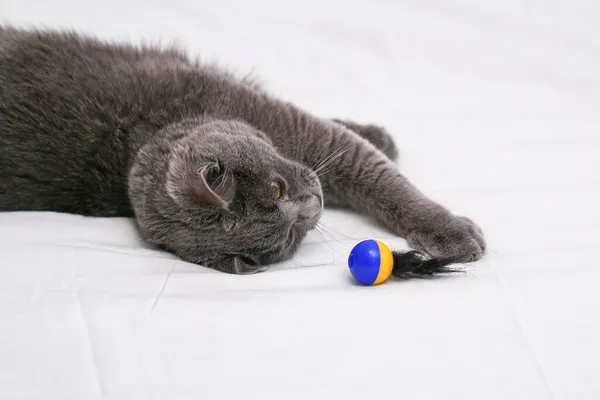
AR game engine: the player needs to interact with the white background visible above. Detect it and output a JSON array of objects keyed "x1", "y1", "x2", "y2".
[{"x1": 1, "y1": 0, "x2": 600, "y2": 399}]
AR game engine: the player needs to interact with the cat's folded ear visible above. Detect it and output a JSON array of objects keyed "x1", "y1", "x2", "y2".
[{"x1": 194, "y1": 163, "x2": 236, "y2": 209}]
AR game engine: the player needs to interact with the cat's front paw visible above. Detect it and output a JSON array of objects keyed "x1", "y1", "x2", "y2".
[{"x1": 406, "y1": 216, "x2": 486, "y2": 262}]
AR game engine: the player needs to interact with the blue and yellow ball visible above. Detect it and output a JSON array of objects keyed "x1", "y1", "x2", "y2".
[{"x1": 348, "y1": 239, "x2": 394, "y2": 285}]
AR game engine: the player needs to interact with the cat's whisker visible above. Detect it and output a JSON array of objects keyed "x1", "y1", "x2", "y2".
[
  {"x1": 310, "y1": 122, "x2": 351, "y2": 170},
  {"x1": 313, "y1": 226, "x2": 330, "y2": 245},
  {"x1": 313, "y1": 146, "x2": 346, "y2": 174},
  {"x1": 310, "y1": 141, "x2": 331, "y2": 171},
  {"x1": 313, "y1": 145, "x2": 350, "y2": 176},
  {"x1": 316, "y1": 225, "x2": 343, "y2": 245},
  {"x1": 317, "y1": 220, "x2": 353, "y2": 241},
  {"x1": 315, "y1": 157, "x2": 347, "y2": 177},
  {"x1": 311, "y1": 137, "x2": 350, "y2": 172},
  {"x1": 315, "y1": 108, "x2": 369, "y2": 172},
  {"x1": 288, "y1": 257, "x2": 303, "y2": 267},
  {"x1": 311, "y1": 152, "x2": 334, "y2": 175},
  {"x1": 343, "y1": 100, "x2": 365, "y2": 121},
  {"x1": 313, "y1": 226, "x2": 343, "y2": 257},
  {"x1": 316, "y1": 225, "x2": 353, "y2": 250},
  {"x1": 315, "y1": 164, "x2": 338, "y2": 178},
  {"x1": 304, "y1": 169, "x2": 319, "y2": 181}
]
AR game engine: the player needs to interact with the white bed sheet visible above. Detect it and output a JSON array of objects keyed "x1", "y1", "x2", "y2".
[{"x1": 1, "y1": 0, "x2": 599, "y2": 399}]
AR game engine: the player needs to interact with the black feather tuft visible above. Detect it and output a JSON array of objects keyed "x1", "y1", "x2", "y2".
[{"x1": 391, "y1": 250, "x2": 465, "y2": 278}]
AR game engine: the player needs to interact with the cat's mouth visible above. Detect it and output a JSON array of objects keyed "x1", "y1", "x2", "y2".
[
  {"x1": 295, "y1": 193, "x2": 323, "y2": 230},
  {"x1": 294, "y1": 210, "x2": 321, "y2": 230}
]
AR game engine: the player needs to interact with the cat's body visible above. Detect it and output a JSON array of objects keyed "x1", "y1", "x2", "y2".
[{"x1": 0, "y1": 27, "x2": 485, "y2": 274}]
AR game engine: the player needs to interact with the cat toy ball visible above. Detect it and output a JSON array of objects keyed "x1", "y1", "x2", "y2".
[
  {"x1": 347, "y1": 239, "x2": 463, "y2": 285},
  {"x1": 348, "y1": 240, "x2": 394, "y2": 285}
]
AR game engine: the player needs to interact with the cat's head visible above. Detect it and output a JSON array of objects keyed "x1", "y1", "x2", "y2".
[{"x1": 129, "y1": 119, "x2": 323, "y2": 274}]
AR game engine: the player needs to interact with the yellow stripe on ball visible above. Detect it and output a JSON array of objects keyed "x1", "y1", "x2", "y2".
[{"x1": 373, "y1": 240, "x2": 393, "y2": 285}]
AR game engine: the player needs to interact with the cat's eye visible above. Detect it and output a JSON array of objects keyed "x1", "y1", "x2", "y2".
[{"x1": 271, "y1": 180, "x2": 284, "y2": 200}]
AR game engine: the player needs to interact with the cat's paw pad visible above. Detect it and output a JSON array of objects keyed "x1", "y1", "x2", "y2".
[{"x1": 406, "y1": 216, "x2": 486, "y2": 262}]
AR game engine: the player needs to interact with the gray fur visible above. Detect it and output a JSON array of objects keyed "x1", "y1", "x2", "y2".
[{"x1": 0, "y1": 26, "x2": 485, "y2": 274}]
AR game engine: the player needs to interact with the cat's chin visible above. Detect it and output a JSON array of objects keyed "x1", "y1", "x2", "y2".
[
  {"x1": 294, "y1": 205, "x2": 322, "y2": 231},
  {"x1": 280, "y1": 224, "x2": 307, "y2": 257},
  {"x1": 292, "y1": 214, "x2": 321, "y2": 235}
]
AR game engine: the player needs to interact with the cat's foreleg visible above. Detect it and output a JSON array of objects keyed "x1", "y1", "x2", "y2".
[
  {"x1": 283, "y1": 115, "x2": 485, "y2": 262},
  {"x1": 314, "y1": 125, "x2": 486, "y2": 261}
]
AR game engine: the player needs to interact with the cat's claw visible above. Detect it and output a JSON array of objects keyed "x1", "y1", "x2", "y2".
[{"x1": 406, "y1": 215, "x2": 486, "y2": 262}]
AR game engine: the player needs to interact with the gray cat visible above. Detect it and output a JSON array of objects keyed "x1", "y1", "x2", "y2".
[{"x1": 0, "y1": 27, "x2": 485, "y2": 274}]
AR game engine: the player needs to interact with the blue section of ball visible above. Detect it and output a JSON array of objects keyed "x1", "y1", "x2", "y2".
[{"x1": 348, "y1": 239, "x2": 381, "y2": 285}]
